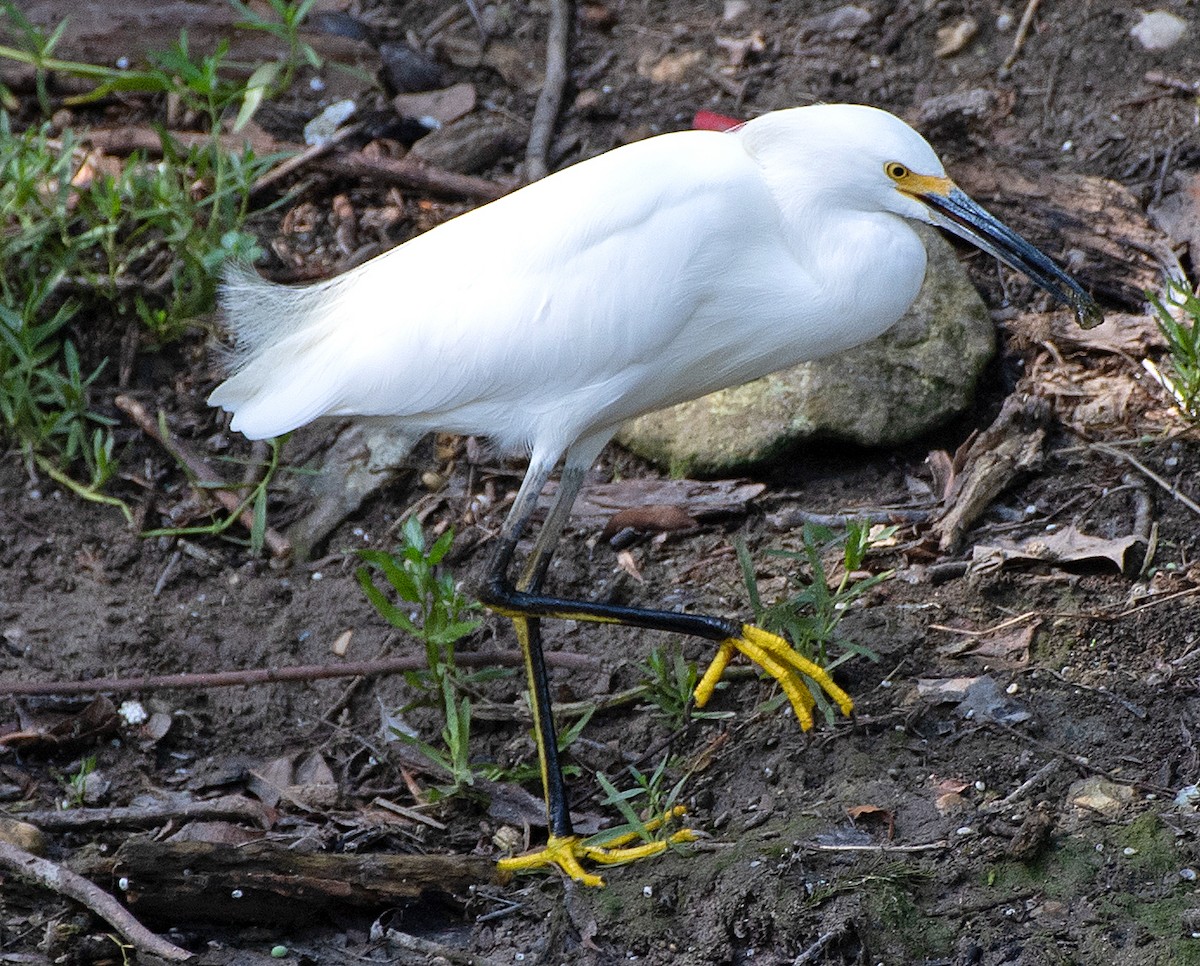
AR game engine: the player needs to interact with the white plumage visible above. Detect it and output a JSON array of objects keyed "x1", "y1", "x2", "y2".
[{"x1": 208, "y1": 105, "x2": 990, "y2": 466}]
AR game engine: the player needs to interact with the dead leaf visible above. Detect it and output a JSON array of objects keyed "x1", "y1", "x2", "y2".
[
  {"x1": 1068, "y1": 777, "x2": 1134, "y2": 817},
  {"x1": 931, "y1": 777, "x2": 972, "y2": 814},
  {"x1": 601, "y1": 504, "x2": 699, "y2": 541},
  {"x1": 0, "y1": 696, "x2": 119, "y2": 752},
  {"x1": 248, "y1": 755, "x2": 294, "y2": 808},
  {"x1": 166, "y1": 821, "x2": 263, "y2": 846},
  {"x1": 938, "y1": 622, "x2": 1038, "y2": 667},
  {"x1": 847, "y1": 804, "x2": 895, "y2": 839},
  {"x1": 391, "y1": 82, "x2": 477, "y2": 127},
  {"x1": 638, "y1": 50, "x2": 705, "y2": 84},
  {"x1": 616, "y1": 548, "x2": 645, "y2": 583},
  {"x1": 482, "y1": 42, "x2": 543, "y2": 92},
  {"x1": 973, "y1": 525, "x2": 1143, "y2": 574},
  {"x1": 935, "y1": 17, "x2": 979, "y2": 57}
]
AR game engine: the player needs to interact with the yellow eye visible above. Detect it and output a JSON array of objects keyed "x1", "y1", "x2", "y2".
[{"x1": 885, "y1": 162, "x2": 909, "y2": 181}]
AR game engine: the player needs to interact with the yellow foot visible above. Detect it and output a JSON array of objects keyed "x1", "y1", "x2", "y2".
[
  {"x1": 496, "y1": 806, "x2": 697, "y2": 887},
  {"x1": 693, "y1": 624, "x2": 854, "y2": 730}
]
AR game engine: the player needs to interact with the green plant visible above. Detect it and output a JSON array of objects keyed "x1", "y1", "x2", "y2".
[
  {"x1": 358, "y1": 520, "x2": 486, "y2": 797},
  {"x1": 61, "y1": 755, "x2": 97, "y2": 809},
  {"x1": 357, "y1": 518, "x2": 483, "y2": 671},
  {"x1": 1149, "y1": 278, "x2": 1200, "y2": 421},
  {"x1": 141, "y1": 431, "x2": 284, "y2": 554},
  {"x1": 0, "y1": 1, "x2": 319, "y2": 493},
  {"x1": 641, "y1": 645, "x2": 733, "y2": 728},
  {"x1": 591, "y1": 756, "x2": 689, "y2": 848},
  {"x1": 738, "y1": 521, "x2": 895, "y2": 721}
]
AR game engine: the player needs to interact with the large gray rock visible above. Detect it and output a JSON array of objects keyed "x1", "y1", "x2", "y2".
[{"x1": 616, "y1": 225, "x2": 995, "y2": 476}]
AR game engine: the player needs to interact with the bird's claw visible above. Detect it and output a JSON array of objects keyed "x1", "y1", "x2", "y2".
[
  {"x1": 497, "y1": 806, "x2": 696, "y2": 887},
  {"x1": 694, "y1": 624, "x2": 854, "y2": 730}
]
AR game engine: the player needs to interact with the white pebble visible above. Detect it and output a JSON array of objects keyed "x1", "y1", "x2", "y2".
[{"x1": 1130, "y1": 10, "x2": 1187, "y2": 51}]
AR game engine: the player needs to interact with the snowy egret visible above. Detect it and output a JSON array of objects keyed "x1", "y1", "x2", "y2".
[{"x1": 209, "y1": 104, "x2": 1101, "y2": 885}]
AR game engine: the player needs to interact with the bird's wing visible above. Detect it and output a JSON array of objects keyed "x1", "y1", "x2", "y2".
[{"x1": 209, "y1": 130, "x2": 780, "y2": 444}]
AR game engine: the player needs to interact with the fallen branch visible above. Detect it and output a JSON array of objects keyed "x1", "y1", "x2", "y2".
[
  {"x1": 114, "y1": 394, "x2": 292, "y2": 558},
  {"x1": 83, "y1": 838, "x2": 502, "y2": 924},
  {"x1": 14, "y1": 794, "x2": 271, "y2": 832},
  {"x1": 0, "y1": 839, "x2": 192, "y2": 961},
  {"x1": 311, "y1": 150, "x2": 506, "y2": 202},
  {"x1": 78, "y1": 124, "x2": 506, "y2": 202},
  {"x1": 525, "y1": 0, "x2": 573, "y2": 180},
  {"x1": 0, "y1": 649, "x2": 600, "y2": 698}
]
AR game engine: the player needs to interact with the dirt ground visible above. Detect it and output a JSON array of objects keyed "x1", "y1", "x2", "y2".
[{"x1": 3, "y1": 1, "x2": 1200, "y2": 963}]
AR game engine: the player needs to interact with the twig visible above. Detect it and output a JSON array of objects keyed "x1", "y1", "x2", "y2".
[
  {"x1": 1001, "y1": 0, "x2": 1041, "y2": 72},
  {"x1": 980, "y1": 759, "x2": 1059, "y2": 813},
  {"x1": 1091, "y1": 441, "x2": 1200, "y2": 519},
  {"x1": 525, "y1": 0, "x2": 573, "y2": 181},
  {"x1": 793, "y1": 929, "x2": 840, "y2": 965},
  {"x1": 385, "y1": 928, "x2": 505, "y2": 966},
  {"x1": 249, "y1": 123, "x2": 359, "y2": 196},
  {"x1": 928, "y1": 611, "x2": 1039, "y2": 637},
  {"x1": 767, "y1": 507, "x2": 931, "y2": 529},
  {"x1": 0, "y1": 649, "x2": 599, "y2": 698},
  {"x1": 0, "y1": 840, "x2": 191, "y2": 961},
  {"x1": 985, "y1": 721, "x2": 1174, "y2": 796},
  {"x1": 1144, "y1": 70, "x2": 1200, "y2": 95},
  {"x1": 114, "y1": 394, "x2": 292, "y2": 558},
  {"x1": 312, "y1": 151, "x2": 506, "y2": 202},
  {"x1": 795, "y1": 840, "x2": 948, "y2": 853}
]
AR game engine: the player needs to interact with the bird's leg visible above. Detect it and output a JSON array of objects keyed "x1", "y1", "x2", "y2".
[
  {"x1": 488, "y1": 447, "x2": 693, "y2": 886},
  {"x1": 485, "y1": 559, "x2": 854, "y2": 732}
]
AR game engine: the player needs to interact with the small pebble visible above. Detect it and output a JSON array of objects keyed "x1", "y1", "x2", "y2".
[
  {"x1": 271, "y1": 947, "x2": 288, "y2": 959},
  {"x1": 1130, "y1": 9, "x2": 1187, "y2": 51},
  {"x1": 1182, "y1": 868, "x2": 1198, "y2": 881}
]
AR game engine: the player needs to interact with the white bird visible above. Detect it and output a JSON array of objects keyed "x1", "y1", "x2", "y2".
[{"x1": 209, "y1": 103, "x2": 1100, "y2": 886}]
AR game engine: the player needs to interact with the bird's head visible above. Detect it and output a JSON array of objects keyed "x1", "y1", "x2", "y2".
[{"x1": 743, "y1": 104, "x2": 1103, "y2": 329}]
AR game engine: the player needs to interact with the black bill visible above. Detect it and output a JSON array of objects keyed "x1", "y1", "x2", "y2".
[{"x1": 919, "y1": 186, "x2": 1104, "y2": 329}]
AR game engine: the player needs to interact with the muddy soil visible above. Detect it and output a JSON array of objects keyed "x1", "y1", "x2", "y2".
[{"x1": 3, "y1": 1, "x2": 1200, "y2": 964}]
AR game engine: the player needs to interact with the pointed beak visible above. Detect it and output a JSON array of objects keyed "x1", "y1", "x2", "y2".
[{"x1": 906, "y1": 178, "x2": 1104, "y2": 329}]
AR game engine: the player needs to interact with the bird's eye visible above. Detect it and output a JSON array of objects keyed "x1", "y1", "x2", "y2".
[{"x1": 885, "y1": 162, "x2": 909, "y2": 181}]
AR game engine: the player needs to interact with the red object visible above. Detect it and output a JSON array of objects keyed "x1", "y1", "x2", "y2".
[{"x1": 692, "y1": 110, "x2": 744, "y2": 132}]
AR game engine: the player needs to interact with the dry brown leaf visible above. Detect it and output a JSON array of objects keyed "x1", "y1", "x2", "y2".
[
  {"x1": 847, "y1": 804, "x2": 895, "y2": 838},
  {"x1": 391, "y1": 83, "x2": 477, "y2": 127},
  {"x1": 972, "y1": 525, "x2": 1142, "y2": 574},
  {"x1": 639, "y1": 49, "x2": 705, "y2": 84},
  {"x1": 935, "y1": 17, "x2": 979, "y2": 57},
  {"x1": 600, "y1": 504, "x2": 699, "y2": 540},
  {"x1": 939, "y1": 622, "x2": 1038, "y2": 667}
]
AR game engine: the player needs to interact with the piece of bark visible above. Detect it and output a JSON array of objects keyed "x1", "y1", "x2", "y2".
[
  {"x1": 932, "y1": 394, "x2": 1048, "y2": 550},
  {"x1": 74, "y1": 838, "x2": 503, "y2": 926},
  {"x1": 543, "y1": 478, "x2": 766, "y2": 530}
]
